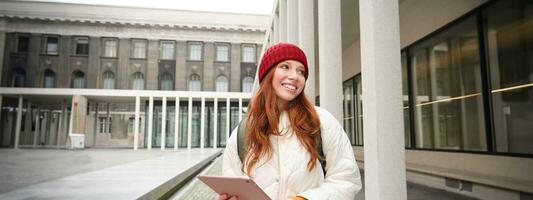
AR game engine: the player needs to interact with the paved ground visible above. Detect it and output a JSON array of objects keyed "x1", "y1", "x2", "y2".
[
  {"x1": 0, "y1": 148, "x2": 172, "y2": 193},
  {"x1": 172, "y1": 156, "x2": 478, "y2": 200}
]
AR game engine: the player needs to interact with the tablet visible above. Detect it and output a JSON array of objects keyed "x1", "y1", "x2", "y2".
[{"x1": 197, "y1": 175, "x2": 272, "y2": 200}]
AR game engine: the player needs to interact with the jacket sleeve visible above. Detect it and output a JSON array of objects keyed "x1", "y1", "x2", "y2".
[
  {"x1": 298, "y1": 108, "x2": 362, "y2": 200},
  {"x1": 222, "y1": 128, "x2": 246, "y2": 177}
]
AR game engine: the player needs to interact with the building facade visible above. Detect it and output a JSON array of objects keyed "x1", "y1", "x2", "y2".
[
  {"x1": 266, "y1": 0, "x2": 532, "y2": 199},
  {"x1": 0, "y1": 1, "x2": 268, "y2": 149}
]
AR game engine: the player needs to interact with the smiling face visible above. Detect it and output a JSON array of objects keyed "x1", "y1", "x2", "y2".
[{"x1": 271, "y1": 60, "x2": 306, "y2": 110}]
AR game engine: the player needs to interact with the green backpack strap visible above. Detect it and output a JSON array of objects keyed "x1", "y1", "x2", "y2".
[
  {"x1": 237, "y1": 118, "x2": 246, "y2": 162},
  {"x1": 236, "y1": 118, "x2": 326, "y2": 174}
]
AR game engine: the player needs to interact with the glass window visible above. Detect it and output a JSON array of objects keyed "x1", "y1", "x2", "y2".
[
  {"x1": 242, "y1": 76, "x2": 254, "y2": 92},
  {"x1": 485, "y1": 0, "x2": 533, "y2": 154},
  {"x1": 161, "y1": 41, "x2": 175, "y2": 60},
  {"x1": 104, "y1": 39, "x2": 117, "y2": 57},
  {"x1": 242, "y1": 45, "x2": 256, "y2": 63},
  {"x1": 355, "y1": 75, "x2": 363, "y2": 145},
  {"x1": 159, "y1": 73, "x2": 174, "y2": 90},
  {"x1": 46, "y1": 36, "x2": 58, "y2": 55},
  {"x1": 402, "y1": 52, "x2": 412, "y2": 148},
  {"x1": 12, "y1": 68, "x2": 26, "y2": 87},
  {"x1": 43, "y1": 69, "x2": 55, "y2": 88},
  {"x1": 18, "y1": 36, "x2": 29, "y2": 53},
  {"x1": 409, "y1": 15, "x2": 486, "y2": 151},
  {"x1": 189, "y1": 43, "x2": 202, "y2": 60},
  {"x1": 76, "y1": 37, "x2": 89, "y2": 55},
  {"x1": 216, "y1": 75, "x2": 229, "y2": 92},
  {"x1": 132, "y1": 72, "x2": 144, "y2": 90},
  {"x1": 98, "y1": 116, "x2": 112, "y2": 133},
  {"x1": 72, "y1": 70, "x2": 86, "y2": 88},
  {"x1": 189, "y1": 74, "x2": 201, "y2": 91},
  {"x1": 133, "y1": 40, "x2": 147, "y2": 59},
  {"x1": 343, "y1": 78, "x2": 356, "y2": 145},
  {"x1": 216, "y1": 45, "x2": 229, "y2": 62},
  {"x1": 102, "y1": 71, "x2": 116, "y2": 89}
]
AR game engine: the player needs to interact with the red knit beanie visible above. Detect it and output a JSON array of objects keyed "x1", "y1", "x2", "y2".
[{"x1": 258, "y1": 43, "x2": 308, "y2": 83}]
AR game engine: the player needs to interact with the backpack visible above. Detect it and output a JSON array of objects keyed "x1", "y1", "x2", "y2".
[{"x1": 236, "y1": 118, "x2": 327, "y2": 174}]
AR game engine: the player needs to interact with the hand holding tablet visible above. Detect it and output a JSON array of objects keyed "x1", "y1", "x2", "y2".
[{"x1": 198, "y1": 175, "x2": 272, "y2": 200}]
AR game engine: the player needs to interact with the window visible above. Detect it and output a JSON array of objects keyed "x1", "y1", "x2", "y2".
[
  {"x1": 46, "y1": 36, "x2": 58, "y2": 55},
  {"x1": 215, "y1": 75, "x2": 229, "y2": 92},
  {"x1": 132, "y1": 40, "x2": 147, "y2": 59},
  {"x1": 132, "y1": 72, "x2": 144, "y2": 90},
  {"x1": 402, "y1": 52, "x2": 411, "y2": 148},
  {"x1": 18, "y1": 35, "x2": 29, "y2": 53},
  {"x1": 485, "y1": 0, "x2": 533, "y2": 154},
  {"x1": 343, "y1": 78, "x2": 356, "y2": 145},
  {"x1": 242, "y1": 45, "x2": 256, "y2": 63},
  {"x1": 43, "y1": 69, "x2": 55, "y2": 88},
  {"x1": 12, "y1": 68, "x2": 26, "y2": 87},
  {"x1": 102, "y1": 71, "x2": 116, "y2": 89},
  {"x1": 72, "y1": 70, "x2": 86, "y2": 88},
  {"x1": 159, "y1": 73, "x2": 173, "y2": 90},
  {"x1": 189, "y1": 42, "x2": 202, "y2": 60},
  {"x1": 188, "y1": 74, "x2": 201, "y2": 91},
  {"x1": 216, "y1": 44, "x2": 229, "y2": 62},
  {"x1": 98, "y1": 116, "x2": 112, "y2": 133},
  {"x1": 75, "y1": 37, "x2": 89, "y2": 55},
  {"x1": 160, "y1": 41, "x2": 175, "y2": 60},
  {"x1": 409, "y1": 15, "x2": 486, "y2": 151},
  {"x1": 242, "y1": 76, "x2": 254, "y2": 92},
  {"x1": 104, "y1": 39, "x2": 118, "y2": 57}
]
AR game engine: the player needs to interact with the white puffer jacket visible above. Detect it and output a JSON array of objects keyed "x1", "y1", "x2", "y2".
[{"x1": 222, "y1": 106, "x2": 362, "y2": 200}]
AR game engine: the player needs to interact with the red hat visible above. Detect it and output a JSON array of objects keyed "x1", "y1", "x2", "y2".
[{"x1": 258, "y1": 43, "x2": 308, "y2": 83}]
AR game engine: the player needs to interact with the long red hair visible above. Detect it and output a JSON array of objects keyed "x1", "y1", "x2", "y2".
[{"x1": 242, "y1": 67, "x2": 321, "y2": 176}]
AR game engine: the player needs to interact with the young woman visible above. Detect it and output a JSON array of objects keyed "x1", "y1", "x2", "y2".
[{"x1": 219, "y1": 43, "x2": 361, "y2": 200}]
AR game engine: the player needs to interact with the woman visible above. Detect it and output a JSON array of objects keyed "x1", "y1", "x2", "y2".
[{"x1": 220, "y1": 43, "x2": 361, "y2": 200}]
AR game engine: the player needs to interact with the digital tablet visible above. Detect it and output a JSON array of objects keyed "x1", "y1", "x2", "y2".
[{"x1": 197, "y1": 175, "x2": 272, "y2": 200}]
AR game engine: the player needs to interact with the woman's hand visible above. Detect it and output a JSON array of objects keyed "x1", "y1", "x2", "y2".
[{"x1": 218, "y1": 193, "x2": 238, "y2": 200}]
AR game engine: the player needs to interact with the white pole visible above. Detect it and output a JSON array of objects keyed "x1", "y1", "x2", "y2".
[
  {"x1": 161, "y1": 96, "x2": 167, "y2": 150},
  {"x1": 174, "y1": 96, "x2": 179, "y2": 150},
  {"x1": 200, "y1": 97, "x2": 205, "y2": 149},
  {"x1": 213, "y1": 98, "x2": 218, "y2": 149},
  {"x1": 14, "y1": 96, "x2": 23, "y2": 149},
  {"x1": 226, "y1": 98, "x2": 230, "y2": 142},
  {"x1": 134, "y1": 96, "x2": 140, "y2": 150},
  {"x1": 187, "y1": 97, "x2": 192, "y2": 149},
  {"x1": 147, "y1": 96, "x2": 154, "y2": 150}
]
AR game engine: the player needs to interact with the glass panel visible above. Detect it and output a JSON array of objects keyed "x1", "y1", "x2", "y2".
[
  {"x1": 179, "y1": 102, "x2": 189, "y2": 148},
  {"x1": 189, "y1": 43, "x2": 202, "y2": 60},
  {"x1": 161, "y1": 41, "x2": 175, "y2": 60},
  {"x1": 18, "y1": 36, "x2": 29, "y2": 52},
  {"x1": 13, "y1": 69, "x2": 25, "y2": 87},
  {"x1": 242, "y1": 76, "x2": 254, "y2": 92},
  {"x1": 216, "y1": 76, "x2": 228, "y2": 92},
  {"x1": 133, "y1": 40, "x2": 147, "y2": 59},
  {"x1": 72, "y1": 71, "x2": 85, "y2": 88},
  {"x1": 410, "y1": 15, "x2": 486, "y2": 151},
  {"x1": 191, "y1": 103, "x2": 201, "y2": 148},
  {"x1": 132, "y1": 72, "x2": 145, "y2": 90},
  {"x1": 402, "y1": 52, "x2": 412, "y2": 148},
  {"x1": 102, "y1": 71, "x2": 115, "y2": 89},
  {"x1": 43, "y1": 70, "x2": 55, "y2": 88},
  {"x1": 47, "y1": 37, "x2": 58, "y2": 55},
  {"x1": 343, "y1": 78, "x2": 356, "y2": 145},
  {"x1": 216, "y1": 45, "x2": 229, "y2": 62},
  {"x1": 355, "y1": 75, "x2": 364, "y2": 145},
  {"x1": 189, "y1": 74, "x2": 201, "y2": 91},
  {"x1": 242, "y1": 46, "x2": 255, "y2": 62},
  {"x1": 160, "y1": 73, "x2": 173, "y2": 90},
  {"x1": 76, "y1": 38, "x2": 89, "y2": 55},
  {"x1": 217, "y1": 102, "x2": 228, "y2": 147},
  {"x1": 204, "y1": 103, "x2": 214, "y2": 148},
  {"x1": 104, "y1": 40, "x2": 117, "y2": 57},
  {"x1": 486, "y1": 0, "x2": 533, "y2": 154}
]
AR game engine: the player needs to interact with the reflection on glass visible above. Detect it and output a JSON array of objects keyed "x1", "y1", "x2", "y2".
[
  {"x1": 343, "y1": 79, "x2": 356, "y2": 145},
  {"x1": 410, "y1": 15, "x2": 486, "y2": 151},
  {"x1": 486, "y1": 0, "x2": 533, "y2": 154},
  {"x1": 217, "y1": 102, "x2": 227, "y2": 147},
  {"x1": 355, "y1": 75, "x2": 364, "y2": 145},
  {"x1": 402, "y1": 52, "x2": 411, "y2": 148}
]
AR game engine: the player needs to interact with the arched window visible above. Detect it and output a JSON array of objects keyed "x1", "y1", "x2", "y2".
[
  {"x1": 242, "y1": 76, "x2": 254, "y2": 92},
  {"x1": 132, "y1": 72, "x2": 144, "y2": 90},
  {"x1": 159, "y1": 73, "x2": 173, "y2": 90},
  {"x1": 43, "y1": 69, "x2": 55, "y2": 88},
  {"x1": 188, "y1": 74, "x2": 201, "y2": 91},
  {"x1": 12, "y1": 68, "x2": 26, "y2": 87},
  {"x1": 102, "y1": 71, "x2": 115, "y2": 89},
  {"x1": 71, "y1": 70, "x2": 86, "y2": 88},
  {"x1": 215, "y1": 75, "x2": 228, "y2": 92}
]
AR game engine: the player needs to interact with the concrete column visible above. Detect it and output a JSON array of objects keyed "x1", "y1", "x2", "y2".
[
  {"x1": 200, "y1": 97, "x2": 205, "y2": 149},
  {"x1": 14, "y1": 96, "x2": 23, "y2": 149},
  {"x1": 279, "y1": 0, "x2": 288, "y2": 42},
  {"x1": 273, "y1": 13, "x2": 280, "y2": 43},
  {"x1": 134, "y1": 96, "x2": 140, "y2": 150},
  {"x1": 318, "y1": 0, "x2": 343, "y2": 122},
  {"x1": 226, "y1": 98, "x2": 230, "y2": 141},
  {"x1": 56, "y1": 103, "x2": 64, "y2": 147},
  {"x1": 147, "y1": 96, "x2": 154, "y2": 150},
  {"x1": 71, "y1": 95, "x2": 88, "y2": 135},
  {"x1": 359, "y1": 0, "x2": 407, "y2": 199},
  {"x1": 161, "y1": 96, "x2": 167, "y2": 150},
  {"x1": 33, "y1": 108, "x2": 40, "y2": 148},
  {"x1": 174, "y1": 97, "x2": 180, "y2": 150},
  {"x1": 230, "y1": 43, "x2": 241, "y2": 92},
  {"x1": 187, "y1": 97, "x2": 192, "y2": 149},
  {"x1": 299, "y1": 0, "x2": 316, "y2": 105},
  {"x1": 213, "y1": 98, "x2": 218, "y2": 149},
  {"x1": 287, "y1": 0, "x2": 299, "y2": 44}
]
